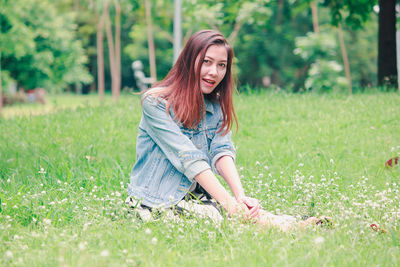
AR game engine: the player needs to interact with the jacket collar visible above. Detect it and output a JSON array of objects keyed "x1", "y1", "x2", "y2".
[{"x1": 205, "y1": 99, "x2": 214, "y2": 114}]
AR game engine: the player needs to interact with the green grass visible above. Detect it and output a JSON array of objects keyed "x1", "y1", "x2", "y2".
[{"x1": 1, "y1": 91, "x2": 399, "y2": 266}]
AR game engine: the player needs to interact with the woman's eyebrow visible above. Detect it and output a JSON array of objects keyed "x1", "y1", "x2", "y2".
[{"x1": 204, "y1": 56, "x2": 227, "y2": 62}]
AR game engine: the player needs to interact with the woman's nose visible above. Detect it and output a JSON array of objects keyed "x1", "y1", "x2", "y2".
[{"x1": 208, "y1": 64, "x2": 218, "y2": 76}]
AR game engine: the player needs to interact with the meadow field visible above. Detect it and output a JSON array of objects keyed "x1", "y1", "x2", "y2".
[{"x1": 1, "y1": 91, "x2": 399, "y2": 266}]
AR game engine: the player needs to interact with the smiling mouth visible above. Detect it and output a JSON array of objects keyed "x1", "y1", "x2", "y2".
[{"x1": 203, "y1": 78, "x2": 215, "y2": 87}]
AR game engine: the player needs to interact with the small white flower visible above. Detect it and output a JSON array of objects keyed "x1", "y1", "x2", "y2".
[
  {"x1": 32, "y1": 217, "x2": 37, "y2": 223},
  {"x1": 298, "y1": 163, "x2": 304, "y2": 167},
  {"x1": 100, "y1": 250, "x2": 110, "y2": 257},
  {"x1": 78, "y1": 242, "x2": 87, "y2": 251},
  {"x1": 7, "y1": 178, "x2": 11, "y2": 183},
  {"x1": 43, "y1": 218, "x2": 51, "y2": 225},
  {"x1": 330, "y1": 159, "x2": 334, "y2": 164},
  {"x1": 115, "y1": 191, "x2": 121, "y2": 197},
  {"x1": 314, "y1": 236, "x2": 324, "y2": 245},
  {"x1": 122, "y1": 249, "x2": 128, "y2": 254},
  {"x1": 5, "y1": 250, "x2": 13, "y2": 259},
  {"x1": 151, "y1": 237, "x2": 158, "y2": 244},
  {"x1": 145, "y1": 228, "x2": 151, "y2": 235},
  {"x1": 38, "y1": 167, "x2": 46, "y2": 174},
  {"x1": 256, "y1": 161, "x2": 260, "y2": 165}
]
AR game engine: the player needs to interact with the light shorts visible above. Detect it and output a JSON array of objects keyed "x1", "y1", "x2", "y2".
[{"x1": 125, "y1": 196, "x2": 224, "y2": 224}]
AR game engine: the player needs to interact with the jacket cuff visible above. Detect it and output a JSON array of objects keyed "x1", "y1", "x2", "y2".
[
  {"x1": 183, "y1": 160, "x2": 211, "y2": 181},
  {"x1": 211, "y1": 151, "x2": 236, "y2": 175}
]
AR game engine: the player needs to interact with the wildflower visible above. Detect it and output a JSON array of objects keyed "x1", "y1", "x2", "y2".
[
  {"x1": 38, "y1": 167, "x2": 46, "y2": 174},
  {"x1": 5, "y1": 250, "x2": 13, "y2": 259},
  {"x1": 43, "y1": 218, "x2": 51, "y2": 225},
  {"x1": 314, "y1": 236, "x2": 324, "y2": 245},
  {"x1": 78, "y1": 242, "x2": 87, "y2": 251},
  {"x1": 122, "y1": 249, "x2": 128, "y2": 254},
  {"x1": 7, "y1": 178, "x2": 11, "y2": 183},
  {"x1": 145, "y1": 228, "x2": 151, "y2": 235},
  {"x1": 298, "y1": 163, "x2": 304, "y2": 167},
  {"x1": 152, "y1": 237, "x2": 158, "y2": 244},
  {"x1": 115, "y1": 191, "x2": 121, "y2": 197},
  {"x1": 256, "y1": 161, "x2": 260, "y2": 165},
  {"x1": 100, "y1": 250, "x2": 110, "y2": 257}
]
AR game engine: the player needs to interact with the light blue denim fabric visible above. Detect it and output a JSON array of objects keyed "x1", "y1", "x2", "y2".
[{"x1": 127, "y1": 88, "x2": 236, "y2": 208}]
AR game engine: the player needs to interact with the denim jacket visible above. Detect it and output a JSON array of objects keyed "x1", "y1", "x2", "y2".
[{"x1": 127, "y1": 88, "x2": 236, "y2": 208}]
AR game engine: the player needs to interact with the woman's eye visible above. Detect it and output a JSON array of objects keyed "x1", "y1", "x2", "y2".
[
  {"x1": 203, "y1": 59, "x2": 210, "y2": 64},
  {"x1": 219, "y1": 63, "x2": 226, "y2": 68}
]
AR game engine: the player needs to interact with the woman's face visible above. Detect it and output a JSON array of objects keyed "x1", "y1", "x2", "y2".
[{"x1": 197, "y1": 45, "x2": 228, "y2": 94}]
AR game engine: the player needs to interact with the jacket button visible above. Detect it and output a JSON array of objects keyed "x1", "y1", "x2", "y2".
[{"x1": 197, "y1": 144, "x2": 202, "y2": 149}]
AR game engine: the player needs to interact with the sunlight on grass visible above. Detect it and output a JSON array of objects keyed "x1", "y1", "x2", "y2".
[{"x1": 1, "y1": 94, "x2": 116, "y2": 119}]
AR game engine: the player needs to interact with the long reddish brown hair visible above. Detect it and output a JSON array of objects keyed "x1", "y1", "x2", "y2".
[{"x1": 150, "y1": 29, "x2": 237, "y2": 134}]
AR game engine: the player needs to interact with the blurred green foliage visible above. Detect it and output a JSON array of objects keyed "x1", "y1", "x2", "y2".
[
  {"x1": 0, "y1": 0, "x2": 382, "y2": 94},
  {"x1": 294, "y1": 29, "x2": 347, "y2": 93},
  {"x1": 0, "y1": 0, "x2": 92, "y2": 92}
]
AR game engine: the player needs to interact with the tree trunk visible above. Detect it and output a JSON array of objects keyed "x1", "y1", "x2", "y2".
[
  {"x1": 276, "y1": 0, "x2": 284, "y2": 26},
  {"x1": 97, "y1": 9, "x2": 105, "y2": 102},
  {"x1": 145, "y1": 0, "x2": 157, "y2": 81},
  {"x1": 114, "y1": 0, "x2": 121, "y2": 96},
  {"x1": 378, "y1": 0, "x2": 397, "y2": 88},
  {"x1": 338, "y1": 24, "x2": 352, "y2": 94},
  {"x1": 105, "y1": 1, "x2": 118, "y2": 102},
  {"x1": 0, "y1": 51, "x2": 3, "y2": 112},
  {"x1": 227, "y1": 20, "x2": 243, "y2": 47},
  {"x1": 310, "y1": 0, "x2": 319, "y2": 33}
]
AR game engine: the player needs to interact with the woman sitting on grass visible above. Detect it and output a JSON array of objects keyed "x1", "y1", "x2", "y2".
[{"x1": 126, "y1": 30, "x2": 330, "y2": 231}]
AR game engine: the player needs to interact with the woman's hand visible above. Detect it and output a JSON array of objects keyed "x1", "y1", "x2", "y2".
[{"x1": 237, "y1": 196, "x2": 261, "y2": 219}]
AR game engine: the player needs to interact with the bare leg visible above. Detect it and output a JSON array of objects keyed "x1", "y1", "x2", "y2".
[{"x1": 256, "y1": 209, "x2": 333, "y2": 232}]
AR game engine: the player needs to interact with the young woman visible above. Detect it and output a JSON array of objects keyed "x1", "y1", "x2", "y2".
[{"x1": 126, "y1": 30, "x2": 330, "y2": 231}]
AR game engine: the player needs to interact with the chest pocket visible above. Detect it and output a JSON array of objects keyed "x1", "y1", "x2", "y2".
[{"x1": 181, "y1": 127, "x2": 208, "y2": 153}]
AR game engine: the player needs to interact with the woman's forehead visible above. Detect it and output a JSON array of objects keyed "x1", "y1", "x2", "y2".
[{"x1": 204, "y1": 45, "x2": 228, "y2": 61}]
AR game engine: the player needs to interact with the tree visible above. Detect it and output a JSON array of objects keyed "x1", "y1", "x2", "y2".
[
  {"x1": 323, "y1": 0, "x2": 397, "y2": 88},
  {"x1": 0, "y1": 0, "x2": 92, "y2": 94},
  {"x1": 144, "y1": 0, "x2": 157, "y2": 81},
  {"x1": 104, "y1": 0, "x2": 122, "y2": 102},
  {"x1": 378, "y1": 0, "x2": 397, "y2": 87}
]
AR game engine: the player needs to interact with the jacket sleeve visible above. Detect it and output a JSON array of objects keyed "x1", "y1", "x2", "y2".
[
  {"x1": 209, "y1": 111, "x2": 236, "y2": 175},
  {"x1": 141, "y1": 95, "x2": 210, "y2": 181}
]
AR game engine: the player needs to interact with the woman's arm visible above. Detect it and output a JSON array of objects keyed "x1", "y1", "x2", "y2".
[
  {"x1": 194, "y1": 169, "x2": 246, "y2": 216},
  {"x1": 215, "y1": 155, "x2": 260, "y2": 218}
]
